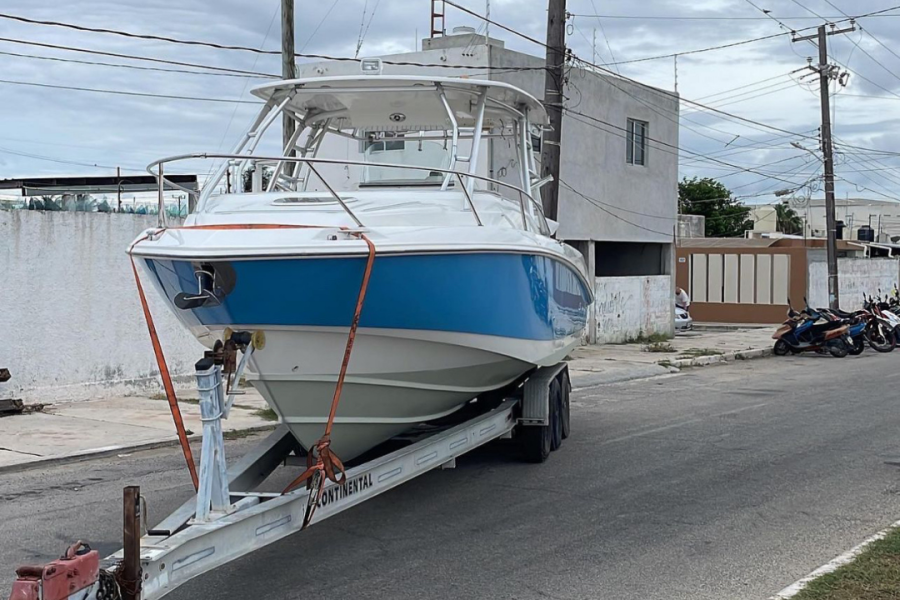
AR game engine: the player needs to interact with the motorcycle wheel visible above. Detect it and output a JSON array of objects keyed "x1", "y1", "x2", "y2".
[
  {"x1": 773, "y1": 339, "x2": 790, "y2": 356},
  {"x1": 828, "y1": 338, "x2": 849, "y2": 358},
  {"x1": 848, "y1": 335, "x2": 865, "y2": 355},
  {"x1": 867, "y1": 322, "x2": 897, "y2": 353}
]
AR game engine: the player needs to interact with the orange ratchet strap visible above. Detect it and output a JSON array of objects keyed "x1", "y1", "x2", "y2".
[
  {"x1": 282, "y1": 232, "x2": 377, "y2": 528},
  {"x1": 129, "y1": 239, "x2": 199, "y2": 491},
  {"x1": 130, "y1": 223, "x2": 368, "y2": 506}
]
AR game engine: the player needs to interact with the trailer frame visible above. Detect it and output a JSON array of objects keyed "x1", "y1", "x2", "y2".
[{"x1": 7, "y1": 357, "x2": 571, "y2": 600}]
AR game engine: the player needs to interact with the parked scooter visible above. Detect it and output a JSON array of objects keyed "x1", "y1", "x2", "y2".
[
  {"x1": 862, "y1": 293, "x2": 898, "y2": 352},
  {"x1": 772, "y1": 300, "x2": 850, "y2": 357},
  {"x1": 818, "y1": 307, "x2": 868, "y2": 355}
]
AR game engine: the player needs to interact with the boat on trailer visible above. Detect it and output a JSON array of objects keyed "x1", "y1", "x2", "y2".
[
  {"x1": 8, "y1": 73, "x2": 594, "y2": 600},
  {"x1": 128, "y1": 74, "x2": 593, "y2": 461}
]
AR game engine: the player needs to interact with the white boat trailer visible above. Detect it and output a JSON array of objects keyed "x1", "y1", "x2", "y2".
[{"x1": 7, "y1": 342, "x2": 571, "y2": 600}]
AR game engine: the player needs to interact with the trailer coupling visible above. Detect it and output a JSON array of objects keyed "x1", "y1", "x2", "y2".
[{"x1": 9, "y1": 542, "x2": 103, "y2": 600}]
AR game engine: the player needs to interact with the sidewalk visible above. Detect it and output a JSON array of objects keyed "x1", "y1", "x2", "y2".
[
  {"x1": 568, "y1": 325, "x2": 776, "y2": 389},
  {"x1": 0, "y1": 326, "x2": 777, "y2": 473},
  {"x1": 0, "y1": 388, "x2": 276, "y2": 472}
]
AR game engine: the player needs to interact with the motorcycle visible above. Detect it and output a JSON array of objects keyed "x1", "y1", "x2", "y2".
[
  {"x1": 772, "y1": 301, "x2": 850, "y2": 358},
  {"x1": 862, "y1": 293, "x2": 898, "y2": 352},
  {"x1": 818, "y1": 307, "x2": 868, "y2": 355}
]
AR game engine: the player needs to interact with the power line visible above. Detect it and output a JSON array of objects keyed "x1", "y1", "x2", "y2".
[
  {"x1": 0, "y1": 36, "x2": 277, "y2": 76},
  {"x1": 0, "y1": 11, "x2": 285, "y2": 55},
  {"x1": 0, "y1": 49, "x2": 272, "y2": 78},
  {"x1": 444, "y1": 0, "x2": 548, "y2": 48},
  {"x1": 0, "y1": 78, "x2": 261, "y2": 104},
  {"x1": 0, "y1": 23, "x2": 547, "y2": 74},
  {"x1": 441, "y1": 4, "x2": 827, "y2": 143},
  {"x1": 563, "y1": 106, "x2": 814, "y2": 187},
  {"x1": 355, "y1": 0, "x2": 382, "y2": 58},
  {"x1": 593, "y1": 31, "x2": 796, "y2": 67},
  {"x1": 558, "y1": 178, "x2": 675, "y2": 236},
  {"x1": 567, "y1": 13, "x2": 879, "y2": 21},
  {"x1": 587, "y1": 0, "x2": 619, "y2": 74}
]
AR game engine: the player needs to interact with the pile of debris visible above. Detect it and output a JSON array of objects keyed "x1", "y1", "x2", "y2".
[{"x1": 0, "y1": 368, "x2": 24, "y2": 417}]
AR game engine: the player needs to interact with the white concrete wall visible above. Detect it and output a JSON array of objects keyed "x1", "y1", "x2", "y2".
[
  {"x1": 0, "y1": 210, "x2": 204, "y2": 402},
  {"x1": 594, "y1": 275, "x2": 673, "y2": 344},
  {"x1": 808, "y1": 255, "x2": 899, "y2": 310}
]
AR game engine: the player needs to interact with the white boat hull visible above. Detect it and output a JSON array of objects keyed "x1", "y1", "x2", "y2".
[{"x1": 220, "y1": 326, "x2": 571, "y2": 460}]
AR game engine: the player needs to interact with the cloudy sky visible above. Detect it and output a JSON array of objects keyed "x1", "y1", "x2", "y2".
[{"x1": 0, "y1": 0, "x2": 898, "y2": 205}]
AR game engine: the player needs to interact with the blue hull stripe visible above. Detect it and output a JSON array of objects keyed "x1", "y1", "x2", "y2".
[{"x1": 145, "y1": 252, "x2": 590, "y2": 341}]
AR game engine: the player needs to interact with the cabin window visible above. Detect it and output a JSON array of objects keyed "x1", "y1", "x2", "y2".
[
  {"x1": 360, "y1": 131, "x2": 451, "y2": 186},
  {"x1": 626, "y1": 118, "x2": 648, "y2": 166},
  {"x1": 362, "y1": 131, "x2": 405, "y2": 153}
]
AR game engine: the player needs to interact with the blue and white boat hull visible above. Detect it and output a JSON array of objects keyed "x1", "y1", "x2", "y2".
[{"x1": 136, "y1": 234, "x2": 592, "y2": 460}]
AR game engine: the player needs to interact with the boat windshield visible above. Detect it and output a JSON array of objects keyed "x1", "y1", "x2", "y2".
[{"x1": 361, "y1": 135, "x2": 451, "y2": 187}]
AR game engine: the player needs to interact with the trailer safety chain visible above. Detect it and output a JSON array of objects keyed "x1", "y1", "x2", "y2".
[
  {"x1": 112, "y1": 563, "x2": 140, "y2": 600},
  {"x1": 282, "y1": 232, "x2": 377, "y2": 529},
  {"x1": 97, "y1": 569, "x2": 123, "y2": 600}
]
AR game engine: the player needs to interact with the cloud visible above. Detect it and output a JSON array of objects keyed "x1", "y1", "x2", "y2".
[{"x1": 0, "y1": 0, "x2": 897, "y2": 201}]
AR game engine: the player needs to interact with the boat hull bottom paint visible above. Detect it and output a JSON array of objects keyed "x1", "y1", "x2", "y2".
[{"x1": 236, "y1": 327, "x2": 550, "y2": 460}]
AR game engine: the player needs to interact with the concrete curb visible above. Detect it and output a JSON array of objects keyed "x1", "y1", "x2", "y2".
[
  {"x1": 0, "y1": 424, "x2": 277, "y2": 476},
  {"x1": 571, "y1": 346, "x2": 773, "y2": 390},
  {"x1": 669, "y1": 347, "x2": 773, "y2": 369},
  {"x1": 770, "y1": 518, "x2": 900, "y2": 599},
  {"x1": 571, "y1": 364, "x2": 677, "y2": 390}
]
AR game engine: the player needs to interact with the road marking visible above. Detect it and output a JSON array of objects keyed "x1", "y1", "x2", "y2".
[{"x1": 770, "y1": 518, "x2": 900, "y2": 599}]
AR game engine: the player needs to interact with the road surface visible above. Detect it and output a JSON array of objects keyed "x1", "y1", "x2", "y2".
[{"x1": 3, "y1": 353, "x2": 900, "y2": 599}]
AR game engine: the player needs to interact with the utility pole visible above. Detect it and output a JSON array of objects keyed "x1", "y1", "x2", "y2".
[
  {"x1": 282, "y1": 0, "x2": 296, "y2": 155},
  {"x1": 793, "y1": 23, "x2": 854, "y2": 309},
  {"x1": 540, "y1": 0, "x2": 567, "y2": 222}
]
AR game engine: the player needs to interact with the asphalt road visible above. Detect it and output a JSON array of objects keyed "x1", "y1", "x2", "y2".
[{"x1": 3, "y1": 353, "x2": 900, "y2": 600}]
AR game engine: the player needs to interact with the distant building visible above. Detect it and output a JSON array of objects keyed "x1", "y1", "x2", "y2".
[
  {"x1": 805, "y1": 197, "x2": 900, "y2": 242},
  {"x1": 752, "y1": 198, "x2": 900, "y2": 243},
  {"x1": 677, "y1": 214, "x2": 705, "y2": 239}
]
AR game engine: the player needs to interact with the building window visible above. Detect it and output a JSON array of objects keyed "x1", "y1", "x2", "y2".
[{"x1": 626, "y1": 119, "x2": 648, "y2": 166}]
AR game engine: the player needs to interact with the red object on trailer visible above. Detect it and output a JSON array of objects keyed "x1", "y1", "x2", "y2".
[{"x1": 8, "y1": 542, "x2": 99, "y2": 600}]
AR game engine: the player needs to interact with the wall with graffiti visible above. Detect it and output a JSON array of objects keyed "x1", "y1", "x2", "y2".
[{"x1": 594, "y1": 276, "x2": 673, "y2": 344}]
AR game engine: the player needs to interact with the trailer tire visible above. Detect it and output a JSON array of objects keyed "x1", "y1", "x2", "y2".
[
  {"x1": 550, "y1": 379, "x2": 562, "y2": 451},
  {"x1": 560, "y1": 370, "x2": 571, "y2": 440}
]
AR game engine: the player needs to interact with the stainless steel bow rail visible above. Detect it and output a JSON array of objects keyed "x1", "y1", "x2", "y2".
[
  {"x1": 5, "y1": 337, "x2": 571, "y2": 600},
  {"x1": 147, "y1": 153, "x2": 553, "y2": 236}
]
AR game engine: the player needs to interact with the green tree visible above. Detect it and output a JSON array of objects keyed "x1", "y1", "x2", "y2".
[
  {"x1": 678, "y1": 177, "x2": 752, "y2": 238},
  {"x1": 775, "y1": 202, "x2": 803, "y2": 235}
]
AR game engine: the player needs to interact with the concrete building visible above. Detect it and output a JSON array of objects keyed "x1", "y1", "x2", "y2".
[
  {"x1": 805, "y1": 197, "x2": 900, "y2": 242},
  {"x1": 752, "y1": 198, "x2": 900, "y2": 243},
  {"x1": 296, "y1": 29, "x2": 681, "y2": 343}
]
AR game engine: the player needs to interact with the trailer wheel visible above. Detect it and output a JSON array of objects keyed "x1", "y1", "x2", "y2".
[
  {"x1": 560, "y1": 370, "x2": 571, "y2": 440},
  {"x1": 550, "y1": 379, "x2": 563, "y2": 451}
]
